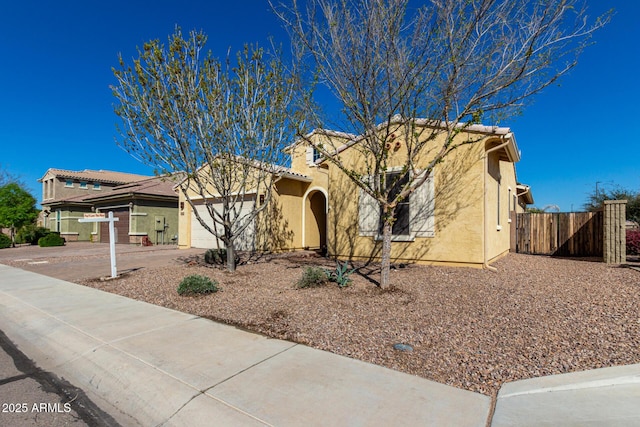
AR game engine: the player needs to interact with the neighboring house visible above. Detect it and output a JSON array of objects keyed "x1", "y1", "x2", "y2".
[
  {"x1": 39, "y1": 169, "x2": 179, "y2": 244},
  {"x1": 177, "y1": 119, "x2": 534, "y2": 268}
]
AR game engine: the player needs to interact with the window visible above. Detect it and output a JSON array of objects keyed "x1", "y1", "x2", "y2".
[
  {"x1": 313, "y1": 148, "x2": 322, "y2": 163},
  {"x1": 305, "y1": 146, "x2": 323, "y2": 165},
  {"x1": 497, "y1": 180, "x2": 501, "y2": 229},
  {"x1": 358, "y1": 170, "x2": 435, "y2": 239},
  {"x1": 93, "y1": 182, "x2": 101, "y2": 190},
  {"x1": 79, "y1": 181, "x2": 88, "y2": 189},
  {"x1": 508, "y1": 187, "x2": 512, "y2": 222},
  {"x1": 65, "y1": 180, "x2": 73, "y2": 187},
  {"x1": 382, "y1": 172, "x2": 410, "y2": 236}
]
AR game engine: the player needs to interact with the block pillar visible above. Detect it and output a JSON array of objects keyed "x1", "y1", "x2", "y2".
[{"x1": 603, "y1": 200, "x2": 626, "y2": 264}]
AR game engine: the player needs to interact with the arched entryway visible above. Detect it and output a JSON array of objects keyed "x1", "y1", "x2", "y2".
[{"x1": 303, "y1": 189, "x2": 327, "y2": 252}]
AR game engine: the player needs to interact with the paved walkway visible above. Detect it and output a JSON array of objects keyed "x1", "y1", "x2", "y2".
[{"x1": 1, "y1": 264, "x2": 639, "y2": 426}]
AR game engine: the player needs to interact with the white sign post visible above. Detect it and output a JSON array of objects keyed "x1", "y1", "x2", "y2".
[{"x1": 78, "y1": 211, "x2": 119, "y2": 278}]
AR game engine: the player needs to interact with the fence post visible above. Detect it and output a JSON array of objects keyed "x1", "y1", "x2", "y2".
[{"x1": 603, "y1": 200, "x2": 627, "y2": 264}]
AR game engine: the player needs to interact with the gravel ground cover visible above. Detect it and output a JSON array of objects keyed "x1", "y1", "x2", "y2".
[{"x1": 66, "y1": 251, "x2": 640, "y2": 396}]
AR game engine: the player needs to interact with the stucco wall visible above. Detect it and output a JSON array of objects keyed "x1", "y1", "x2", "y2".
[
  {"x1": 177, "y1": 126, "x2": 521, "y2": 267},
  {"x1": 484, "y1": 152, "x2": 518, "y2": 262},
  {"x1": 326, "y1": 137, "x2": 489, "y2": 266},
  {"x1": 130, "y1": 200, "x2": 179, "y2": 245},
  {"x1": 56, "y1": 207, "x2": 93, "y2": 242},
  {"x1": 41, "y1": 175, "x2": 119, "y2": 204}
]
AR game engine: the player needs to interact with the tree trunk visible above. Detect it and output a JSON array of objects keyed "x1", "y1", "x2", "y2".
[
  {"x1": 380, "y1": 217, "x2": 393, "y2": 290},
  {"x1": 226, "y1": 240, "x2": 236, "y2": 272},
  {"x1": 10, "y1": 226, "x2": 15, "y2": 248}
]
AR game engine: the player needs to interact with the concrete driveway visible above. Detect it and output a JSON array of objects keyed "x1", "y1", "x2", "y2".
[{"x1": 0, "y1": 242, "x2": 203, "y2": 282}]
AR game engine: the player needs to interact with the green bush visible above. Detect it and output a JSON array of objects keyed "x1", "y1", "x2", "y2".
[
  {"x1": 177, "y1": 275, "x2": 219, "y2": 296},
  {"x1": 38, "y1": 233, "x2": 65, "y2": 247},
  {"x1": 0, "y1": 233, "x2": 11, "y2": 249},
  {"x1": 204, "y1": 248, "x2": 239, "y2": 265},
  {"x1": 296, "y1": 266, "x2": 329, "y2": 289},
  {"x1": 16, "y1": 225, "x2": 49, "y2": 245},
  {"x1": 325, "y1": 261, "x2": 356, "y2": 288}
]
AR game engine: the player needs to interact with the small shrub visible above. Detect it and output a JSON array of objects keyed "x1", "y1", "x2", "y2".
[
  {"x1": 16, "y1": 225, "x2": 49, "y2": 245},
  {"x1": 204, "y1": 248, "x2": 239, "y2": 266},
  {"x1": 0, "y1": 233, "x2": 11, "y2": 249},
  {"x1": 627, "y1": 230, "x2": 640, "y2": 255},
  {"x1": 326, "y1": 261, "x2": 356, "y2": 288},
  {"x1": 38, "y1": 233, "x2": 65, "y2": 247},
  {"x1": 296, "y1": 266, "x2": 329, "y2": 288},
  {"x1": 177, "y1": 275, "x2": 219, "y2": 295}
]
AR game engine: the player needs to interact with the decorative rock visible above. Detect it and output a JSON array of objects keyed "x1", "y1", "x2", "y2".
[{"x1": 393, "y1": 343, "x2": 414, "y2": 352}]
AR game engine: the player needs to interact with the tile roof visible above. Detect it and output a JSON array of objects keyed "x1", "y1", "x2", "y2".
[
  {"x1": 173, "y1": 158, "x2": 312, "y2": 189},
  {"x1": 43, "y1": 174, "x2": 181, "y2": 206},
  {"x1": 271, "y1": 164, "x2": 313, "y2": 182},
  {"x1": 39, "y1": 168, "x2": 152, "y2": 184},
  {"x1": 287, "y1": 117, "x2": 518, "y2": 163},
  {"x1": 84, "y1": 175, "x2": 181, "y2": 200}
]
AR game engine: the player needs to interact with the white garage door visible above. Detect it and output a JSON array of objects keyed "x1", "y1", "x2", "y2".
[{"x1": 191, "y1": 200, "x2": 255, "y2": 251}]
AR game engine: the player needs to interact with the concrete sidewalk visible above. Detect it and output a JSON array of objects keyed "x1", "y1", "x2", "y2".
[{"x1": 1, "y1": 264, "x2": 639, "y2": 426}]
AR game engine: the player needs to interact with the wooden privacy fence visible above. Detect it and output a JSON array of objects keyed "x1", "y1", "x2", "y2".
[
  {"x1": 515, "y1": 211, "x2": 603, "y2": 257},
  {"x1": 515, "y1": 200, "x2": 626, "y2": 262}
]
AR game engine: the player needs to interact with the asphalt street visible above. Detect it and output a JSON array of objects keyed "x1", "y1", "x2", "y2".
[
  {"x1": 0, "y1": 330, "x2": 118, "y2": 427},
  {"x1": 0, "y1": 243, "x2": 196, "y2": 427}
]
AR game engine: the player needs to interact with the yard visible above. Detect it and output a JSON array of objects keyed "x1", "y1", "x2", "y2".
[{"x1": 73, "y1": 251, "x2": 640, "y2": 396}]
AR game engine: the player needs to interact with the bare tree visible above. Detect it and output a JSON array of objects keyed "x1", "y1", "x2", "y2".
[
  {"x1": 274, "y1": 0, "x2": 610, "y2": 288},
  {"x1": 0, "y1": 165, "x2": 25, "y2": 188},
  {"x1": 112, "y1": 28, "x2": 301, "y2": 271}
]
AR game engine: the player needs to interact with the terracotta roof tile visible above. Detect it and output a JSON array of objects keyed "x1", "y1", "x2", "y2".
[
  {"x1": 39, "y1": 168, "x2": 151, "y2": 184},
  {"x1": 85, "y1": 175, "x2": 180, "y2": 200}
]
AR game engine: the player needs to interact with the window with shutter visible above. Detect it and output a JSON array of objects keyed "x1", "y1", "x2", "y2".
[
  {"x1": 305, "y1": 147, "x2": 314, "y2": 165},
  {"x1": 358, "y1": 170, "x2": 435, "y2": 239},
  {"x1": 305, "y1": 146, "x2": 322, "y2": 165},
  {"x1": 358, "y1": 176, "x2": 379, "y2": 236},
  {"x1": 409, "y1": 171, "x2": 435, "y2": 237}
]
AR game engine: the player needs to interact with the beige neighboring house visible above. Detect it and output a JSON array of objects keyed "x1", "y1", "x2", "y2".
[
  {"x1": 39, "y1": 169, "x2": 180, "y2": 244},
  {"x1": 178, "y1": 119, "x2": 534, "y2": 268}
]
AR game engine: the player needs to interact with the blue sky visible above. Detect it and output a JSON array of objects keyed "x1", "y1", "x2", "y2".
[{"x1": 1, "y1": 1, "x2": 637, "y2": 211}]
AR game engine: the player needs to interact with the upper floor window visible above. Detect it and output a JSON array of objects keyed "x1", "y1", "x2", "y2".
[
  {"x1": 79, "y1": 181, "x2": 88, "y2": 189},
  {"x1": 313, "y1": 147, "x2": 322, "y2": 163},
  {"x1": 65, "y1": 180, "x2": 73, "y2": 187},
  {"x1": 93, "y1": 182, "x2": 101, "y2": 190},
  {"x1": 306, "y1": 146, "x2": 323, "y2": 165}
]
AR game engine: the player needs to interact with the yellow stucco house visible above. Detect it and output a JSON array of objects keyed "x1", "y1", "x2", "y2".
[{"x1": 177, "y1": 119, "x2": 533, "y2": 268}]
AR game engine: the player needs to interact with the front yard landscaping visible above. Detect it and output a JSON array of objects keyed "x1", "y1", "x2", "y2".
[{"x1": 77, "y1": 252, "x2": 640, "y2": 396}]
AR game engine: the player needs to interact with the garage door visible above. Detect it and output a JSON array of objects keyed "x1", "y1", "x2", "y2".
[
  {"x1": 100, "y1": 208, "x2": 130, "y2": 244},
  {"x1": 191, "y1": 200, "x2": 255, "y2": 250}
]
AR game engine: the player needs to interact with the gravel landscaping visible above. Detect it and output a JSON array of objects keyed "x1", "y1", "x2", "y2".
[{"x1": 69, "y1": 251, "x2": 640, "y2": 396}]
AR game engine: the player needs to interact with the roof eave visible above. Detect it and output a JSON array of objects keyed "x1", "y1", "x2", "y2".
[{"x1": 516, "y1": 184, "x2": 534, "y2": 205}]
